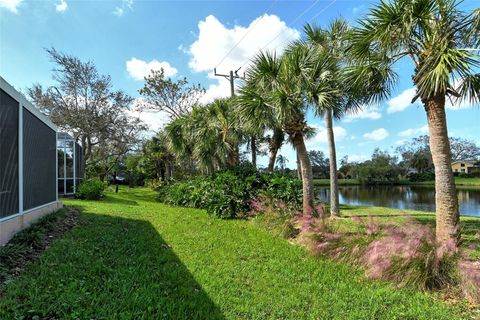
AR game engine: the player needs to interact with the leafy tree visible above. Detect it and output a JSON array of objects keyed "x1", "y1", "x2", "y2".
[
  {"x1": 450, "y1": 137, "x2": 480, "y2": 161},
  {"x1": 29, "y1": 48, "x2": 145, "y2": 165},
  {"x1": 350, "y1": 0, "x2": 480, "y2": 245},
  {"x1": 353, "y1": 149, "x2": 402, "y2": 184},
  {"x1": 396, "y1": 135, "x2": 434, "y2": 174},
  {"x1": 308, "y1": 150, "x2": 330, "y2": 179},
  {"x1": 397, "y1": 135, "x2": 480, "y2": 174},
  {"x1": 138, "y1": 69, "x2": 205, "y2": 119}
]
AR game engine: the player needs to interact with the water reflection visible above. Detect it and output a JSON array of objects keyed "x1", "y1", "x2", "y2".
[{"x1": 317, "y1": 185, "x2": 480, "y2": 216}]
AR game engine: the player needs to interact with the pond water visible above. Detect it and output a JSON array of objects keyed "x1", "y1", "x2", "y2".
[{"x1": 316, "y1": 185, "x2": 480, "y2": 217}]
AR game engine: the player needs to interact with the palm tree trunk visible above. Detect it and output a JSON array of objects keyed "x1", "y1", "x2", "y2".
[
  {"x1": 251, "y1": 135, "x2": 257, "y2": 168},
  {"x1": 325, "y1": 110, "x2": 340, "y2": 217},
  {"x1": 267, "y1": 147, "x2": 278, "y2": 172},
  {"x1": 297, "y1": 154, "x2": 302, "y2": 180},
  {"x1": 292, "y1": 133, "x2": 316, "y2": 217},
  {"x1": 424, "y1": 95, "x2": 459, "y2": 245},
  {"x1": 268, "y1": 128, "x2": 284, "y2": 172}
]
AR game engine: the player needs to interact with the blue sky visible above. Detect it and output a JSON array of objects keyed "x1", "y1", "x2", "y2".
[{"x1": 1, "y1": 0, "x2": 479, "y2": 169}]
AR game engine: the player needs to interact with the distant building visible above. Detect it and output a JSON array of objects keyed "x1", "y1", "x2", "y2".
[{"x1": 451, "y1": 160, "x2": 479, "y2": 174}]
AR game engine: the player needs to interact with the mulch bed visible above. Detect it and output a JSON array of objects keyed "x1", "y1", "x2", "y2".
[{"x1": 0, "y1": 206, "x2": 80, "y2": 293}]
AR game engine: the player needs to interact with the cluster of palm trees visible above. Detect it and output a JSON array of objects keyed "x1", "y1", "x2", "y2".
[{"x1": 162, "y1": 0, "x2": 478, "y2": 247}]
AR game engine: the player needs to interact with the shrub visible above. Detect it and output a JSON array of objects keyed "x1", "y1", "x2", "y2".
[
  {"x1": 263, "y1": 175, "x2": 302, "y2": 206},
  {"x1": 156, "y1": 169, "x2": 302, "y2": 219},
  {"x1": 76, "y1": 178, "x2": 106, "y2": 200},
  {"x1": 407, "y1": 172, "x2": 435, "y2": 182},
  {"x1": 146, "y1": 178, "x2": 171, "y2": 191}
]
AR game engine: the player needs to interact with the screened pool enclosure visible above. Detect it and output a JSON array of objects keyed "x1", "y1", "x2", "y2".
[
  {"x1": 0, "y1": 76, "x2": 62, "y2": 245},
  {"x1": 57, "y1": 132, "x2": 84, "y2": 196}
]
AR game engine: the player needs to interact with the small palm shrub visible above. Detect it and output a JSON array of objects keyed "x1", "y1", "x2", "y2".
[{"x1": 76, "y1": 178, "x2": 106, "y2": 200}]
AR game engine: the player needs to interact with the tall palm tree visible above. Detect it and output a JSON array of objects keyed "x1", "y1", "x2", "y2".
[
  {"x1": 297, "y1": 20, "x2": 374, "y2": 217},
  {"x1": 240, "y1": 50, "x2": 320, "y2": 216},
  {"x1": 350, "y1": 0, "x2": 479, "y2": 245}
]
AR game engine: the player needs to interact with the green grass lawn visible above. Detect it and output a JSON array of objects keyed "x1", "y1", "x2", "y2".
[
  {"x1": 407, "y1": 177, "x2": 480, "y2": 187},
  {"x1": 0, "y1": 188, "x2": 477, "y2": 319},
  {"x1": 313, "y1": 178, "x2": 360, "y2": 186}
]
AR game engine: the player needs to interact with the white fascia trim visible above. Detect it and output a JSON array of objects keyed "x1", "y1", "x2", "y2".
[
  {"x1": 0, "y1": 76, "x2": 57, "y2": 131},
  {"x1": 23, "y1": 201, "x2": 59, "y2": 215},
  {"x1": 0, "y1": 212, "x2": 22, "y2": 223}
]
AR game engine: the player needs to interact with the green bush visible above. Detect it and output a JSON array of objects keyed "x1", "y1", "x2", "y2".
[
  {"x1": 156, "y1": 169, "x2": 301, "y2": 219},
  {"x1": 263, "y1": 175, "x2": 302, "y2": 206},
  {"x1": 76, "y1": 178, "x2": 106, "y2": 200},
  {"x1": 407, "y1": 172, "x2": 435, "y2": 182}
]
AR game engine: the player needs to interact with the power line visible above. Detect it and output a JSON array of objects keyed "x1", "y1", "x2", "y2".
[
  {"x1": 259, "y1": 0, "x2": 322, "y2": 53},
  {"x1": 239, "y1": 0, "x2": 337, "y2": 70},
  {"x1": 271, "y1": 0, "x2": 338, "y2": 52},
  {"x1": 214, "y1": 0, "x2": 279, "y2": 70}
]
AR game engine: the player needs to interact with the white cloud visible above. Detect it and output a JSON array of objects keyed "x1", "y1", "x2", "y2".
[
  {"x1": 55, "y1": 0, "x2": 67, "y2": 12},
  {"x1": 347, "y1": 154, "x2": 369, "y2": 162},
  {"x1": 398, "y1": 124, "x2": 428, "y2": 137},
  {"x1": 0, "y1": 0, "x2": 22, "y2": 13},
  {"x1": 187, "y1": 14, "x2": 300, "y2": 101},
  {"x1": 113, "y1": 0, "x2": 133, "y2": 17},
  {"x1": 126, "y1": 57, "x2": 177, "y2": 81},
  {"x1": 344, "y1": 105, "x2": 381, "y2": 122},
  {"x1": 445, "y1": 97, "x2": 479, "y2": 110},
  {"x1": 199, "y1": 76, "x2": 232, "y2": 104},
  {"x1": 307, "y1": 125, "x2": 348, "y2": 148},
  {"x1": 387, "y1": 87, "x2": 418, "y2": 113},
  {"x1": 128, "y1": 98, "x2": 170, "y2": 133},
  {"x1": 363, "y1": 128, "x2": 389, "y2": 141}
]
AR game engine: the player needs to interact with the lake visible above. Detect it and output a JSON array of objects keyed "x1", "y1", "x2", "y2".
[{"x1": 316, "y1": 185, "x2": 480, "y2": 217}]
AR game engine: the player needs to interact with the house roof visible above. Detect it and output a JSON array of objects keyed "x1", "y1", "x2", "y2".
[{"x1": 452, "y1": 160, "x2": 477, "y2": 165}]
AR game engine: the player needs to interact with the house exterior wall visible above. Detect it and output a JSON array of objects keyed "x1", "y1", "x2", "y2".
[
  {"x1": 452, "y1": 162, "x2": 475, "y2": 174},
  {"x1": 0, "y1": 76, "x2": 61, "y2": 246}
]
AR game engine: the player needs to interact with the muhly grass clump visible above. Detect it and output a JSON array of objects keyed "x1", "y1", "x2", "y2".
[
  {"x1": 250, "y1": 197, "x2": 480, "y2": 304},
  {"x1": 301, "y1": 214, "x2": 461, "y2": 290}
]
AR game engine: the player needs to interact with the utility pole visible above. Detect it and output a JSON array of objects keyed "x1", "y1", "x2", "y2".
[
  {"x1": 213, "y1": 66, "x2": 246, "y2": 167},
  {"x1": 213, "y1": 67, "x2": 245, "y2": 97}
]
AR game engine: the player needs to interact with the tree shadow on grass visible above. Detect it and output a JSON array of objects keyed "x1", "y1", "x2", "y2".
[{"x1": 0, "y1": 210, "x2": 225, "y2": 320}]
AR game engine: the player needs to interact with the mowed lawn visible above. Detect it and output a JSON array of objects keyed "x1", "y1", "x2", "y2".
[{"x1": 0, "y1": 188, "x2": 473, "y2": 319}]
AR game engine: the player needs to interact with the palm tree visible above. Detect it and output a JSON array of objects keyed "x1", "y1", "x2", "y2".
[
  {"x1": 297, "y1": 20, "x2": 377, "y2": 217},
  {"x1": 207, "y1": 98, "x2": 243, "y2": 167},
  {"x1": 240, "y1": 50, "x2": 319, "y2": 216},
  {"x1": 237, "y1": 59, "x2": 285, "y2": 173},
  {"x1": 350, "y1": 0, "x2": 479, "y2": 245},
  {"x1": 165, "y1": 98, "x2": 243, "y2": 174},
  {"x1": 276, "y1": 154, "x2": 288, "y2": 173}
]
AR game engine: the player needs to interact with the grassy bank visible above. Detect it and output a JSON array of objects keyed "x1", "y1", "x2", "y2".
[
  {"x1": 313, "y1": 178, "x2": 360, "y2": 186},
  {"x1": 0, "y1": 188, "x2": 477, "y2": 319},
  {"x1": 332, "y1": 205, "x2": 480, "y2": 259},
  {"x1": 314, "y1": 177, "x2": 480, "y2": 187}
]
